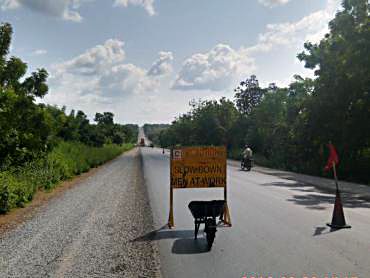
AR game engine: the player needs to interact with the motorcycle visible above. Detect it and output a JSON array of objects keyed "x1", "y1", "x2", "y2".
[{"x1": 241, "y1": 157, "x2": 253, "y2": 171}]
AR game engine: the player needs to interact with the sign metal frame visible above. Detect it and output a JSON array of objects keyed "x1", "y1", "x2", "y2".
[{"x1": 167, "y1": 146, "x2": 231, "y2": 228}]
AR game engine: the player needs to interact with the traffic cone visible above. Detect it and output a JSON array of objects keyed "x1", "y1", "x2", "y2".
[{"x1": 327, "y1": 189, "x2": 351, "y2": 229}]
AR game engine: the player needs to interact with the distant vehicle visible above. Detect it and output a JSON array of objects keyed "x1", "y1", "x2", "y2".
[
  {"x1": 140, "y1": 138, "x2": 145, "y2": 146},
  {"x1": 149, "y1": 143, "x2": 154, "y2": 148}
]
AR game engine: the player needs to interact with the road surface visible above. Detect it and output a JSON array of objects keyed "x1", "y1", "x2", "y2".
[
  {"x1": 0, "y1": 149, "x2": 160, "y2": 278},
  {"x1": 1, "y1": 143, "x2": 369, "y2": 277},
  {"x1": 138, "y1": 126, "x2": 152, "y2": 146},
  {"x1": 141, "y1": 147, "x2": 370, "y2": 278}
]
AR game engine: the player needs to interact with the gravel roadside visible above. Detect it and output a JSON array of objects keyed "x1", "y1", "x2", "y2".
[{"x1": 0, "y1": 148, "x2": 161, "y2": 277}]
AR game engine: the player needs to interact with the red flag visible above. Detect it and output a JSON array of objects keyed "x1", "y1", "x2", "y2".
[{"x1": 324, "y1": 143, "x2": 339, "y2": 171}]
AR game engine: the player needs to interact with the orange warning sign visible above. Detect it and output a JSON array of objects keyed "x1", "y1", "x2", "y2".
[{"x1": 170, "y1": 146, "x2": 226, "y2": 189}]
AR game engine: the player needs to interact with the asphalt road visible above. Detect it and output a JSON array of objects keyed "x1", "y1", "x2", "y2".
[
  {"x1": 141, "y1": 146, "x2": 370, "y2": 278},
  {"x1": 138, "y1": 127, "x2": 152, "y2": 146},
  {"x1": 0, "y1": 149, "x2": 160, "y2": 278}
]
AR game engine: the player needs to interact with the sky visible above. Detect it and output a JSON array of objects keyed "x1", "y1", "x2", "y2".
[{"x1": 0, "y1": 0, "x2": 342, "y2": 124}]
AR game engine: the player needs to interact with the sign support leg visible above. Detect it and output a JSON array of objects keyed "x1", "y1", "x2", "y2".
[
  {"x1": 168, "y1": 149, "x2": 175, "y2": 228},
  {"x1": 168, "y1": 185, "x2": 174, "y2": 228},
  {"x1": 223, "y1": 184, "x2": 232, "y2": 226}
]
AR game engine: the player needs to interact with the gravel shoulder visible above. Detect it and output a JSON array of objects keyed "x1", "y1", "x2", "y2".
[
  {"x1": 0, "y1": 165, "x2": 104, "y2": 236},
  {"x1": 0, "y1": 148, "x2": 161, "y2": 277}
]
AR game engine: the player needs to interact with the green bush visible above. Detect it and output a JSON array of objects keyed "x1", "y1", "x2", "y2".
[
  {"x1": 228, "y1": 148, "x2": 242, "y2": 160},
  {"x1": 0, "y1": 142, "x2": 133, "y2": 213}
]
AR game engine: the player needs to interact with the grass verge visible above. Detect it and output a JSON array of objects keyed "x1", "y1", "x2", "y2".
[{"x1": 0, "y1": 142, "x2": 133, "y2": 213}]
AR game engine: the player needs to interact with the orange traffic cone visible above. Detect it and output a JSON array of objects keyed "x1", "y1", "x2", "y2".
[{"x1": 327, "y1": 189, "x2": 351, "y2": 229}]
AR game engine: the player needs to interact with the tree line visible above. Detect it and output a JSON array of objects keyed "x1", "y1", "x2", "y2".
[
  {"x1": 0, "y1": 22, "x2": 138, "y2": 212},
  {"x1": 143, "y1": 124, "x2": 170, "y2": 145},
  {"x1": 152, "y1": 0, "x2": 370, "y2": 184},
  {"x1": 0, "y1": 22, "x2": 138, "y2": 170}
]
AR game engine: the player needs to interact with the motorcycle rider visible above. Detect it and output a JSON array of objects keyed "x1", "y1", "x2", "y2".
[{"x1": 242, "y1": 145, "x2": 253, "y2": 167}]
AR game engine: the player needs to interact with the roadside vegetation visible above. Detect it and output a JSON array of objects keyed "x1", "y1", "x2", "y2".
[
  {"x1": 154, "y1": 1, "x2": 370, "y2": 184},
  {"x1": 0, "y1": 142, "x2": 133, "y2": 213},
  {"x1": 0, "y1": 23, "x2": 138, "y2": 213},
  {"x1": 143, "y1": 124, "x2": 170, "y2": 146}
]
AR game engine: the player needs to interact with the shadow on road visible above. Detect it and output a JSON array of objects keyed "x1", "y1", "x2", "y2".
[
  {"x1": 133, "y1": 225, "x2": 211, "y2": 254},
  {"x1": 133, "y1": 225, "x2": 194, "y2": 242},
  {"x1": 288, "y1": 192, "x2": 370, "y2": 209},
  {"x1": 171, "y1": 238, "x2": 209, "y2": 254},
  {"x1": 261, "y1": 181, "x2": 370, "y2": 209},
  {"x1": 313, "y1": 226, "x2": 341, "y2": 236}
]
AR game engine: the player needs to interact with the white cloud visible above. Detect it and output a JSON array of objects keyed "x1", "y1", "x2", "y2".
[
  {"x1": 173, "y1": 44, "x2": 255, "y2": 91},
  {"x1": 1, "y1": 0, "x2": 85, "y2": 21},
  {"x1": 0, "y1": 0, "x2": 19, "y2": 10},
  {"x1": 258, "y1": 0, "x2": 290, "y2": 8},
  {"x1": 0, "y1": 0, "x2": 156, "y2": 21},
  {"x1": 54, "y1": 39, "x2": 126, "y2": 76},
  {"x1": 48, "y1": 39, "x2": 166, "y2": 111},
  {"x1": 98, "y1": 63, "x2": 159, "y2": 96},
  {"x1": 173, "y1": 0, "x2": 341, "y2": 92},
  {"x1": 147, "y1": 51, "x2": 173, "y2": 76},
  {"x1": 32, "y1": 49, "x2": 47, "y2": 56},
  {"x1": 248, "y1": 0, "x2": 341, "y2": 53},
  {"x1": 45, "y1": 40, "x2": 169, "y2": 124},
  {"x1": 0, "y1": 0, "x2": 83, "y2": 21},
  {"x1": 113, "y1": 0, "x2": 155, "y2": 16}
]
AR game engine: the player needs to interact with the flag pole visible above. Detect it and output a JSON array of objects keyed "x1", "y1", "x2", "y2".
[{"x1": 332, "y1": 161, "x2": 339, "y2": 192}]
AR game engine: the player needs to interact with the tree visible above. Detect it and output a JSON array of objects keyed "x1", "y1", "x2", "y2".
[
  {"x1": 0, "y1": 23, "x2": 50, "y2": 167},
  {"x1": 154, "y1": 0, "x2": 370, "y2": 183},
  {"x1": 298, "y1": 0, "x2": 370, "y2": 181},
  {"x1": 246, "y1": 87, "x2": 289, "y2": 162},
  {"x1": 0, "y1": 22, "x2": 138, "y2": 169},
  {"x1": 158, "y1": 98, "x2": 240, "y2": 150},
  {"x1": 94, "y1": 112, "x2": 114, "y2": 126},
  {"x1": 143, "y1": 124, "x2": 170, "y2": 146},
  {"x1": 0, "y1": 23, "x2": 12, "y2": 69},
  {"x1": 234, "y1": 75, "x2": 265, "y2": 115}
]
